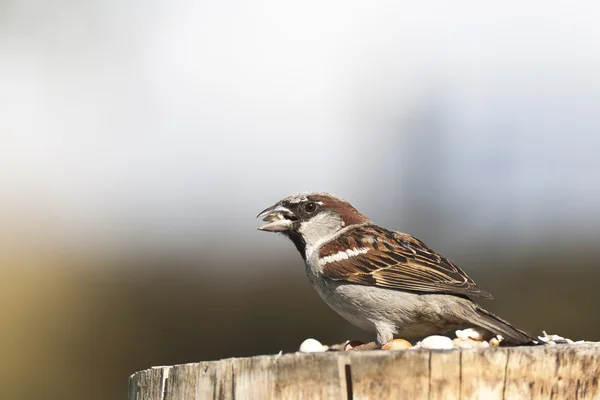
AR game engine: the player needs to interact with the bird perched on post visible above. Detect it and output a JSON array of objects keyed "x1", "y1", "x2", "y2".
[{"x1": 257, "y1": 192, "x2": 537, "y2": 349}]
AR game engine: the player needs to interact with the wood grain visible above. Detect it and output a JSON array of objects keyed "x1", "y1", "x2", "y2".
[{"x1": 129, "y1": 343, "x2": 600, "y2": 400}]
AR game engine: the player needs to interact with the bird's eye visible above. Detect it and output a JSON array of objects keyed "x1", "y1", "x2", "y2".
[{"x1": 304, "y1": 202, "x2": 318, "y2": 213}]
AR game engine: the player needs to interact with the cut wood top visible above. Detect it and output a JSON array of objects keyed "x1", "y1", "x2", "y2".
[{"x1": 129, "y1": 343, "x2": 600, "y2": 400}]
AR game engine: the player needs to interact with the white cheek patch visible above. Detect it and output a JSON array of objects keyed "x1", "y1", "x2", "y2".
[
  {"x1": 298, "y1": 212, "x2": 344, "y2": 248},
  {"x1": 319, "y1": 247, "x2": 370, "y2": 266}
]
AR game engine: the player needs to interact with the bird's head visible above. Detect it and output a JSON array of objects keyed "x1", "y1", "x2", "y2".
[{"x1": 257, "y1": 192, "x2": 370, "y2": 259}]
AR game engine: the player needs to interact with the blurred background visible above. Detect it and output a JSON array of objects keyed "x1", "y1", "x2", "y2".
[{"x1": 2, "y1": 1, "x2": 600, "y2": 399}]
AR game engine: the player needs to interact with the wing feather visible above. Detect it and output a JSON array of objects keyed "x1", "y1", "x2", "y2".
[{"x1": 319, "y1": 225, "x2": 493, "y2": 299}]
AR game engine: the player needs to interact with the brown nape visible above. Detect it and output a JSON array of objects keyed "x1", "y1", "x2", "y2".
[{"x1": 309, "y1": 194, "x2": 370, "y2": 226}]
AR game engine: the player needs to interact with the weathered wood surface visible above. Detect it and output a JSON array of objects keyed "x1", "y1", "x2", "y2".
[{"x1": 129, "y1": 344, "x2": 600, "y2": 400}]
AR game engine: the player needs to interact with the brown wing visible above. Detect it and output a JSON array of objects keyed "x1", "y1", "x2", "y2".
[{"x1": 319, "y1": 225, "x2": 493, "y2": 299}]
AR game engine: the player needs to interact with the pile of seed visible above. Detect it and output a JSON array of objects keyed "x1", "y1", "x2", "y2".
[{"x1": 297, "y1": 330, "x2": 592, "y2": 353}]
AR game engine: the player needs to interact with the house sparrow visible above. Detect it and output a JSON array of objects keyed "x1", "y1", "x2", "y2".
[{"x1": 257, "y1": 192, "x2": 537, "y2": 348}]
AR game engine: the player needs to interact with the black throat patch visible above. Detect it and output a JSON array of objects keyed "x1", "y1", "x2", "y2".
[{"x1": 284, "y1": 230, "x2": 307, "y2": 260}]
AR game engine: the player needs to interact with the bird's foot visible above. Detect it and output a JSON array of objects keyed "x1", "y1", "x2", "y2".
[
  {"x1": 328, "y1": 340, "x2": 383, "y2": 351},
  {"x1": 345, "y1": 341, "x2": 380, "y2": 351}
]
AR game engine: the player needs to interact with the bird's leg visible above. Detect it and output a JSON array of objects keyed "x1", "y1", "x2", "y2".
[
  {"x1": 341, "y1": 324, "x2": 390, "y2": 350},
  {"x1": 375, "y1": 324, "x2": 394, "y2": 347}
]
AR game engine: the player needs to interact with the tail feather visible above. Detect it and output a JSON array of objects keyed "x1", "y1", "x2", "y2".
[{"x1": 471, "y1": 305, "x2": 539, "y2": 345}]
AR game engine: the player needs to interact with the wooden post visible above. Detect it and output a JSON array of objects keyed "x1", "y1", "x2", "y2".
[{"x1": 129, "y1": 344, "x2": 600, "y2": 400}]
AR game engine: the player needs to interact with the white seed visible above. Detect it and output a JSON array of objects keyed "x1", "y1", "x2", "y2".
[
  {"x1": 455, "y1": 328, "x2": 485, "y2": 341},
  {"x1": 420, "y1": 335, "x2": 454, "y2": 350},
  {"x1": 299, "y1": 338, "x2": 328, "y2": 353},
  {"x1": 452, "y1": 338, "x2": 489, "y2": 349},
  {"x1": 537, "y1": 331, "x2": 577, "y2": 345}
]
